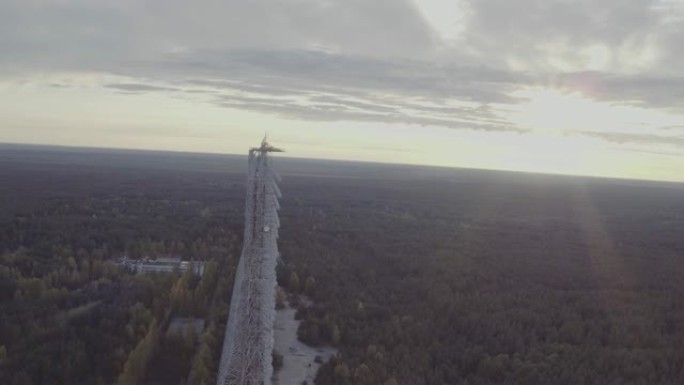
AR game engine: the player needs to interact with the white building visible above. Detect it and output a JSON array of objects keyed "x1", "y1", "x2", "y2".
[{"x1": 118, "y1": 256, "x2": 205, "y2": 276}]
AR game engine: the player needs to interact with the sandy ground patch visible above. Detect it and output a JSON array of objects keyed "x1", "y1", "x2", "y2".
[{"x1": 272, "y1": 303, "x2": 337, "y2": 385}]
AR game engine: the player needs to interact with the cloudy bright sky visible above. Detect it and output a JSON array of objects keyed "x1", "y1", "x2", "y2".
[{"x1": 1, "y1": 0, "x2": 683, "y2": 182}]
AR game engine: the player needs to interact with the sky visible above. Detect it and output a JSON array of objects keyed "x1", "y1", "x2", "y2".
[{"x1": 1, "y1": 0, "x2": 683, "y2": 182}]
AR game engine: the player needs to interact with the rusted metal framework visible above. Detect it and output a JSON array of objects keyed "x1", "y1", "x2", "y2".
[{"x1": 217, "y1": 139, "x2": 283, "y2": 385}]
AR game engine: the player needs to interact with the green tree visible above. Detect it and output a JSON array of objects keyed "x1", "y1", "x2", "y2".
[
  {"x1": 67, "y1": 256, "x2": 78, "y2": 271},
  {"x1": 188, "y1": 322, "x2": 218, "y2": 385},
  {"x1": 116, "y1": 319, "x2": 159, "y2": 385},
  {"x1": 334, "y1": 362, "x2": 351, "y2": 384},
  {"x1": 289, "y1": 272, "x2": 301, "y2": 294},
  {"x1": 304, "y1": 276, "x2": 316, "y2": 296},
  {"x1": 276, "y1": 286, "x2": 287, "y2": 309},
  {"x1": 331, "y1": 324, "x2": 341, "y2": 345}
]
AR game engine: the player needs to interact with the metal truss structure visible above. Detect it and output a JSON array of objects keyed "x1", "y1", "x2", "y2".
[{"x1": 217, "y1": 139, "x2": 283, "y2": 385}]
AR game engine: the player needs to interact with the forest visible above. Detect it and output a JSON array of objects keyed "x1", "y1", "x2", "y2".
[
  {"x1": 0, "y1": 146, "x2": 241, "y2": 385},
  {"x1": 1, "y1": 144, "x2": 684, "y2": 385}
]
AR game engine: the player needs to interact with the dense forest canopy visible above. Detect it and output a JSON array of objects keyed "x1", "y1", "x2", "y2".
[
  {"x1": 1, "y1": 144, "x2": 683, "y2": 385},
  {"x1": 0, "y1": 146, "x2": 240, "y2": 385}
]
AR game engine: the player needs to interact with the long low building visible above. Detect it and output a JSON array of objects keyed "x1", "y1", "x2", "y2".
[{"x1": 118, "y1": 256, "x2": 205, "y2": 276}]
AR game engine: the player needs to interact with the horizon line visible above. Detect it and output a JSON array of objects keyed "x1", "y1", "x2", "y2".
[{"x1": 2, "y1": 140, "x2": 682, "y2": 186}]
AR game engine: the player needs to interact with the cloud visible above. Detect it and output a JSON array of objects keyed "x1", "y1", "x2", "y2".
[
  {"x1": 308, "y1": 95, "x2": 399, "y2": 114},
  {"x1": 460, "y1": 0, "x2": 672, "y2": 72},
  {"x1": 575, "y1": 131, "x2": 684, "y2": 148},
  {"x1": 556, "y1": 71, "x2": 684, "y2": 111},
  {"x1": 0, "y1": 0, "x2": 436, "y2": 76},
  {"x1": 153, "y1": 49, "x2": 525, "y2": 102},
  {"x1": 361, "y1": 146, "x2": 415, "y2": 153},
  {"x1": 185, "y1": 79, "x2": 309, "y2": 97},
  {"x1": 128, "y1": 49, "x2": 525, "y2": 132},
  {"x1": 625, "y1": 148, "x2": 684, "y2": 157},
  {"x1": 216, "y1": 96, "x2": 519, "y2": 133},
  {"x1": 105, "y1": 83, "x2": 179, "y2": 93},
  {"x1": 2, "y1": 0, "x2": 684, "y2": 144},
  {"x1": 178, "y1": 51, "x2": 525, "y2": 133}
]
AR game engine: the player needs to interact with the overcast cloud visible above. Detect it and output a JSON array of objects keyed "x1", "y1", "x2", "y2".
[{"x1": 1, "y1": 0, "x2": 684, "y2": 150}]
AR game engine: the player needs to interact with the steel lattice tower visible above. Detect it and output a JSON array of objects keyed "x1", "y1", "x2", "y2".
[{"x1": 217, "y1": 139, "x2": 283, "y2": 385}]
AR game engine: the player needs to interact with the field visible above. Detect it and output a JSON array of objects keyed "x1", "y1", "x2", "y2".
[{"x1": 1, "y1": 144, "x2": 683, "y2": 385}]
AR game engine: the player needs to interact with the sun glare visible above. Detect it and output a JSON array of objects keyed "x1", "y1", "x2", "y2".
[{"x1": 509, "y1": 87, "x2": 684, "y2": 135}]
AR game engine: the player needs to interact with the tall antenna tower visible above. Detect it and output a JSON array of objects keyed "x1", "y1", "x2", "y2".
[{"x1": 217, "y1": 138, "x2": 284, "y2": 385}]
